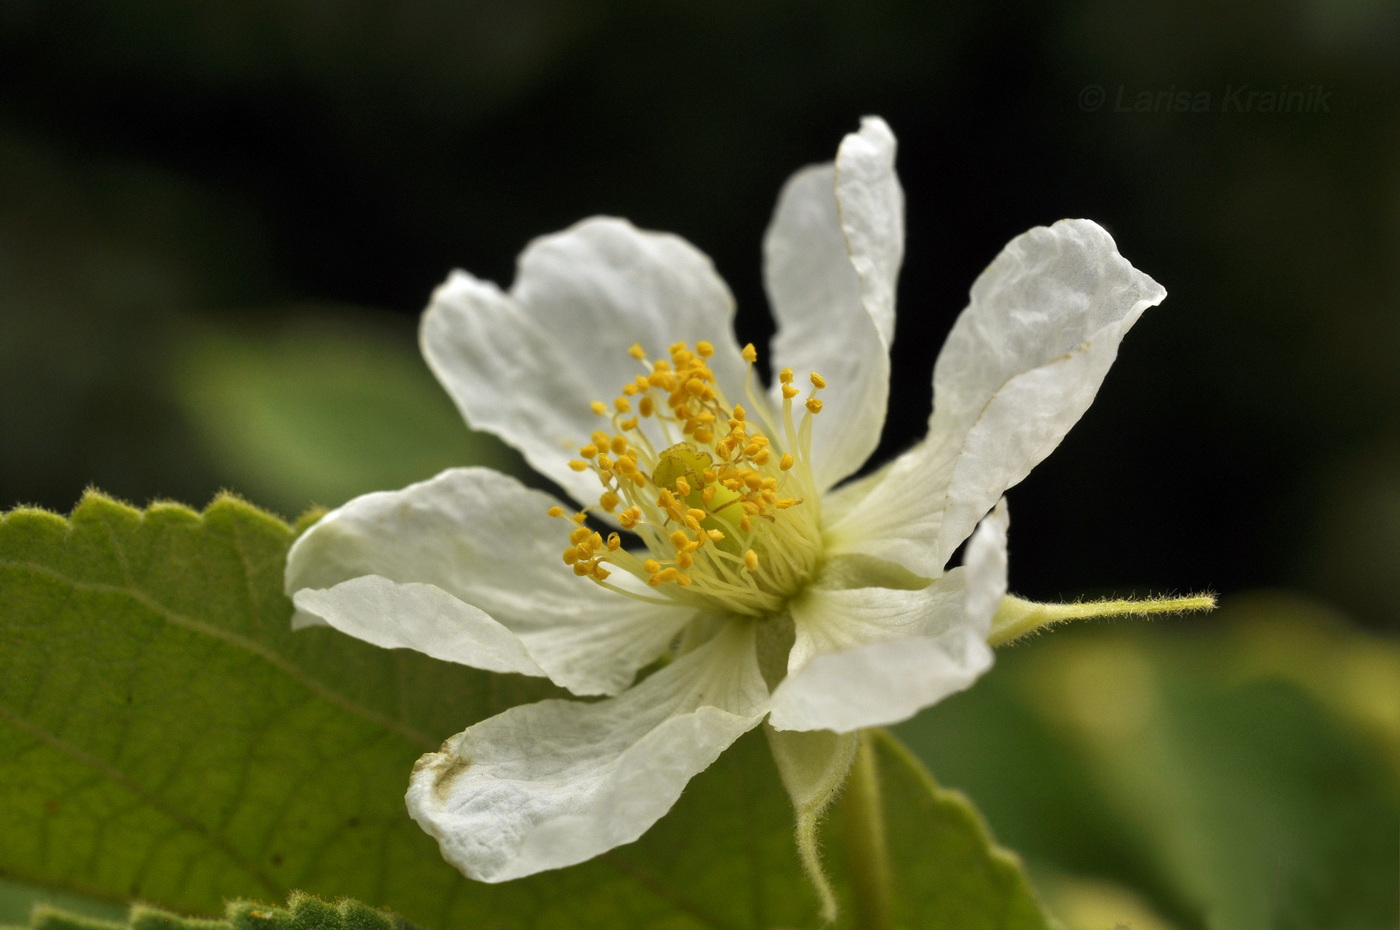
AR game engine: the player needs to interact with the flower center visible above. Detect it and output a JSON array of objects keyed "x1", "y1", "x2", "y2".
[{"x1": 550, "y1": 340, "x2": 826, "y2": 617}]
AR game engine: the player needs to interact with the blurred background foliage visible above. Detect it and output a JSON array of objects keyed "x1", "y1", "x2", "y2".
[{"x1": 1, "y1": 1, "x2": 1396, "y2": 928}]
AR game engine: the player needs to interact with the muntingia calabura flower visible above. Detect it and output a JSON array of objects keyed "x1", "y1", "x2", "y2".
[{"x1": 285, "y1": 116, "x2": 1168, "y2": 890}]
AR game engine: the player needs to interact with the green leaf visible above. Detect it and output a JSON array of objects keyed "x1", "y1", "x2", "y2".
[
  {"x1": 1, "y1": 491, "x2": 1057, "y2": 928},
  {"x1": 0, "y1": 877, "x2": 125, "y2": 927},
  {"x1": 2, "y1": 893, "x2": 419, "y2": 930}
]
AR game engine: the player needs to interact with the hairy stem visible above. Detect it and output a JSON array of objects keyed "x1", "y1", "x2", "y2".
[{"x1": 843, "y1": 730, "x2": 893, "y2": 930}]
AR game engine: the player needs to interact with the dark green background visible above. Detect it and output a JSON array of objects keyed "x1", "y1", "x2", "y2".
[{"x1": 3, "y1": 0, "x2": 1398, "y2": 627}]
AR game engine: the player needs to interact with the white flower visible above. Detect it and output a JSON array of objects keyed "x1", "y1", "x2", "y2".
[{"x1": 284, "y1": 117, "x2": 1165, "y2": 885}]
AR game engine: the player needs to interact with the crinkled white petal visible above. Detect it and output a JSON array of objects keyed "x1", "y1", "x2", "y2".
[
  {"x1": 825, "y1": 219, "x2": 1164, "y2": 577},
  {"x1": 285, "y1": 467, "x2": 691, "y2": 696},
  {"x1": 768, "y1": 501, "x2": 1008, "y2": 732},
  {"x1": 422, "y1": 217, "x2": 748, "y2": 508},
  {"x1": 764, "y1": 116, "x2": 902, "y2": 492},
  {"x1": 405, "y1": 620, "x2": 768, "y2": 883}
]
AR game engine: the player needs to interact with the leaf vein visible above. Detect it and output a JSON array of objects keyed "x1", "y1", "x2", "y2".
[{"x1": 0, "y1": 559, "x2": 435, "y2": 750}]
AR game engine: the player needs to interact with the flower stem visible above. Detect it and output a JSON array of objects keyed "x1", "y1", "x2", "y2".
[{"x1": 843, "y1": 730, "x2": 893, "y2": 930}]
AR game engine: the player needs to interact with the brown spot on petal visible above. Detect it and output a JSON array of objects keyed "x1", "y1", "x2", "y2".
[{"x1": 415, "y1": 749, "x2": 472, "y2": 803}]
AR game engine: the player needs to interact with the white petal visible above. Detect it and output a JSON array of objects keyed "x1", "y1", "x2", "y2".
[
  {"x1": 835, "y1": 116, "x2": 904, "y2": 344},
  {"x1": 422, "y1": 218, "x2": 748, "y2": 507},
  {"x1": 768, "y1": 502, "x2": 1008, "y2": 732},
  {"x1": 826, "y1": 219, "x2": 1164, "y2": 577},
  {"x1": 764, "y1": 117, "x2": 903, "y2": 492},
  {"x1": 285, "y1": 467, "x2": 692, "y2": 696},
  {"x1": 294, "y1": 577, "x2": 546, "y2": 676},
  {"x1": 784, "y1": 569, "x2": 971, "y2": 676},
  {"x1": 406, "y1": 620, "x2": 768, "y2": 882}
]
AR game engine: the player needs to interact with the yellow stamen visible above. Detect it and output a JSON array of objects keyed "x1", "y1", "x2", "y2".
[{"x1": 551, "y1": 339, "x2": 825, "y2": 614}]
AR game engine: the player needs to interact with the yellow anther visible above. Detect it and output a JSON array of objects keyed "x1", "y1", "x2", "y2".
[
  {"x1": 547, "y1": 505, "x2": 565, "y2": 518},
  {"x1": 556, "y1": 338, "x2": 829, "y2": 601},
  {"x1": 571, "y1": 511, "x2": 588, "y2": 524}
]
